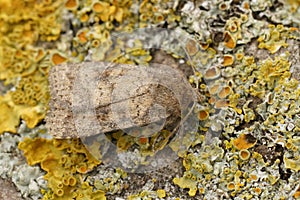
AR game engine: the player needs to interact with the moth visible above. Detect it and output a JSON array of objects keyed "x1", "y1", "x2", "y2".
[{"x1": 45, "y1": 61, "x2": 194, "y2": 139}]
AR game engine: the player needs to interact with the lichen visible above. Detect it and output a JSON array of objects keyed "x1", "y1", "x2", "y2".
[
  {"x1": 18, "y1": 137, "x2": 103, "y2": 200},
  {"x1": 0, "y1": 123, "x2": 48, "y2": 199},
  {"x1": 0, "y1": 0, "x2": 300, "y2": 199},
  {"x1": 127, "y1": 178, "x2": 167, "y2": 200},
  {"x1": 170, "y1": 0, "x2": 300, "y2": 198},
  {"x1": 0, "y1": 0, "x2": 64, "y2": 134},
  {"x1": 257, "y1": 24, "x2": 297, "y2": 54}
]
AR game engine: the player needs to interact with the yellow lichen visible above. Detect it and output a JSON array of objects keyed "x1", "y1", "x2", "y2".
[
  {"x1": 283, "y1": 154, "x2": 300, "y2": 172},
  {"x1": 0, "y1": 91, "x2": 48, "y2": 133},
  {"x1": 92, "y1": 2, "x2": 110, "y2": 13},
  {"x1": 257, "y1": 25, "x2": 295, "y2": 54},
  {"x1": 235, "y1": 52, "x2": 244, "y2": 61},
  {"x1": 157, "y1": 189, "x2": 166, "y2": 198},
  {"x1": 1, "y1": 0, "x2": 299, "y2": 199},
  {"x1": 232, "y1": 134, "x2": 257, "y2": 150},
  {"x1": 249, "y1": 54, "x2": 291, "y2": 99},
  {"x1": 0, "y1": 95, "x2": 19, "y2": 133},
  {"x1": 0, "y1": 0, "x2": 63, "y2": 134},
  {"x1": 173, "y1": 177, "x2": 197, "y2": 196},
  {"x1": 90, "y1": 1, "x2": 128, "y2": 23},
  {"x1": 18, "y1": 137, "x2": 103, "y2": 200}
]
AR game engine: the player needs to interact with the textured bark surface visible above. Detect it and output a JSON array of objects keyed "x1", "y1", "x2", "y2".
[{"x1": 0, "y1": 178, "x2": 22, "y2": 200}]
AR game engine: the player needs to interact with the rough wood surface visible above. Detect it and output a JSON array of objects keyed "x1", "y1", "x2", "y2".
[
  {"x1": 46, "y1": 62, "x2": 186, "y2": 138},
  {"x1": 0, "y1": 178, "x2": 22, "y2": 200}
]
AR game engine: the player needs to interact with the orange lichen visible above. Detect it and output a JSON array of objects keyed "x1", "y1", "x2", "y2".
[
  {"x1": 242, "y1": 1, "x2": 250, "y2": 10},
  {"x1": 215, "y1": 99, "x2": 229, "y2": 108},
  {"x1": 286, "y1": 141, "x2": 293, "y2": 149},
  {"x1": 289, "y1": 27, "x2": 299, "y2": 31},
  {"x1": 227, "y1": 182, "x2": 235, "y2": 190},
  {"x1": 155, "y1": 13, "x2": 164, "y2": 23},
  {"x1": 219, "y1": 2, "x2": 228, "y2": 10},
  {"x1": 254, "y1": 187, "x2": 262, "y2": 194},
  {"x1": 139, "y1": 137, "x2": 148, "y2": 144},
  {"x1": 117, "y1": 135, "x2": 135, "y2": 151},
  {"x1": 224, "y1": 31, "x2": 236, "y2": 49},
  {"x1": 185, "y1": 39, "x2": 198, "y2": 56},
  {"x1": 19, "y1": 105, "x2": 47, "y2": 128},
  {"x1": 228, "y1": 23, "x2": 238, "y2": 33},
  {"x1": 286, "y1": 0, "x2": 300, "y2": 12},
  {"x1": 198, "y1": 110, "x2": 209, "y2": 120},
  {"x1": 91, "y1": 1, "x2": 126, "y2": 23},
  {"x1": 65, "y1": 0, "x2": 78, "y2": 10},
  {"x1": 249, "y1": 174, "x2": 258, "y2": 181},
  {"x1": 209, "y1": 96, "x2": 217, "y2": 104},
  {"x1": 239, "y1": 149, "x2": 251, "y2": 160},
  {"x1": 240, "y1": 14, "x2": 248, "y2": 23},
  {"x1": 0, "y1": 89, "x2": 48, "y2": 132},
  {"x1": 218, "y1": 86, "x2": 231, "y2": 99},
  {"x1": 199, "y1": 42, "x2": 210, "y2": 50},
  {"x1": 35, "y1": 49, "x2": 46, "y2": 62},
  {"x1": 92, "y1": 39, "x2": 101, "y2": 48},
  {"x1": 92, "y1": 2, "x2": 109, "y2": 13},
  {"x1": 294, "y1": 187, "x2": 300, "y2": 198},
  {"x1": 77, "y1": 30, "x2": 88, "y2": 43},
  {"x1": 51, "y1": 52, "x2": 67, "y2": 65},
  {"x1": 235, "y1": 53, "x2": 244, "y2": 61},
  {"x1": 157, "y1": 189, "x2": 166, "y2": 198},
  {"x1": 232, "y1": 134, "x2": 257, "y2": 150},
  {"x1": 209, "y1": 84, "x2": 220, "y2": 95},
  {"x1": 199, "y1": 187, "x2": 205, "y2": 194},
  {"x1": 80, "y1": 13, "x2": 89, "y2": 22},
  {"x1": 204, "y1": 67, "x2": 220, "y2": 80},
  {"x1": 223, "y1": 54, "x2": 235, "y2": 66}
]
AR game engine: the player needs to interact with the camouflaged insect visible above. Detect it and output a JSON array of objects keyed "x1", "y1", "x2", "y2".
[{"x1": 45, "y1": 61, "x2": 195, "y2": 139}]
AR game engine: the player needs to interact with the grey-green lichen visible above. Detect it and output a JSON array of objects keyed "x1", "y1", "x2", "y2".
[
  {"x1": 169, "y1": 0, "x2": 300, "y2": 199},
  {"x1": 88, "y1": 167, "x2": 127, "y2": 195},
  {"x1": 1, "y1": 0, "x2": 300, "y2": 199},
  {"x1": 0, "y1": 122, "x2": 48, "y2": 199}
]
